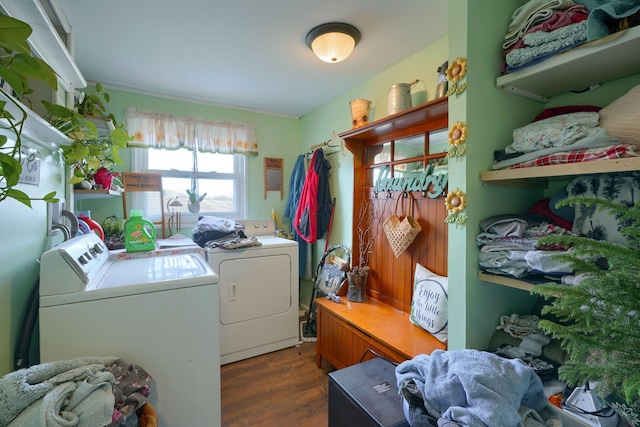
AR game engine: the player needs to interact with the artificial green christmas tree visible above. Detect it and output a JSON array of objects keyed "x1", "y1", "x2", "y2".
[{"x1": 533, "y1": 194, "x2": 640, "y2": 426}]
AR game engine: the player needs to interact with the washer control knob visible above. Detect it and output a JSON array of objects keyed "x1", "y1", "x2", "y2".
[{"x1": 93, "y1": 243, "x2": 104, "y2": 254}]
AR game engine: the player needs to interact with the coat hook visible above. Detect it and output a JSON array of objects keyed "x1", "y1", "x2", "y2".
[
  {"x1": 386, "y1": 190, "x2": 392, "y2": 199},
  {"x1": 402, "y1": 191, "x2": 409, "y2": 198},
  {"x1": 373, "y1": 191, "x2": 379, "y2": 198},
  {"x1": 421, "y1": 190, "x2": 427, "y2": 197}
]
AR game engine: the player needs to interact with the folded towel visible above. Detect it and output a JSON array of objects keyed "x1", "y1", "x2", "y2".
[
  {"x1": 504, "y1": 0, "x2": 577, "y2": 49},
  {"x1": 506, "y1": 21, "x2": 588, "y2": 69}
]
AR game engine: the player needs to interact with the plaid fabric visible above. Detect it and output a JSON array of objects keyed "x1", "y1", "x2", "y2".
[{"x1": 509, "y1": 144, "x2": 639, "y2": 169}]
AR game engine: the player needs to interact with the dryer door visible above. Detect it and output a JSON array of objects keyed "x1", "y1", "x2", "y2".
[{"x1": 219, "y1": 254, "x2": 292, "y2": 324}]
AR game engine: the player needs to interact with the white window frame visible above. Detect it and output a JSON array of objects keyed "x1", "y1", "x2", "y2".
[{"x1": 132, "y1": 147, "x2": 248, "y2": 225}]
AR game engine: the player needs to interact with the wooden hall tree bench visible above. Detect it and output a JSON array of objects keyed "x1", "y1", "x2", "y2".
[
  {"x1": 315, "y1": 297, "x2": 446, "y2": 369},
  {"x1": 315, "y1": 98, "x2": 450, "y2": 369}
]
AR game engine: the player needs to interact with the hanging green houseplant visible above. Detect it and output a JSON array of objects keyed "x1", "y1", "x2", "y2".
[
  {"x1": 186, "y1": 144, "x2": 206, "y2": 213},
  {"x1": 0, "y1": 14, "x2": 60, "y2": 207},
  {"x1": 41, "y1": 83, "x2": 133, "y2": 186}
]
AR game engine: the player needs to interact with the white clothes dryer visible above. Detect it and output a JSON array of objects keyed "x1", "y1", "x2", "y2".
[
  {"x1": 39, "y1": 233, "x2": 220, "y2": 427},
  {"x1": 206, "y1": 219, "x2": 299, "y2": 365}
]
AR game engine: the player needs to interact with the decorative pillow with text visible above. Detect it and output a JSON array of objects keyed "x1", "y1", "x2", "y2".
[{"x1": 410, "y1": 263, "x2": 448, "y2": 343}]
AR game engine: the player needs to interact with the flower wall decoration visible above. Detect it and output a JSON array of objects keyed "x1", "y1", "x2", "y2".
[
  {"x1": 446, "y1": 121, "x2": 468, "y2": 158},
  {"x1": 445, "y1": 57, "x2": 468, "y2": 97},
  {"x1": 445, "y1": 189, "x2": 468, "y2": 224}
]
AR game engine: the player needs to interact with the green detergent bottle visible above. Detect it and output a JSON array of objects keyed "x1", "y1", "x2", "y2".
[{"x1": 124, "y1": 210, "x2": 157, "y2": 252}]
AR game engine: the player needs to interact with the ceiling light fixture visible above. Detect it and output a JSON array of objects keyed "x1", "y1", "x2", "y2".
[{"x1": 306, "y1": 22, "x2": 361, "y2": 63}]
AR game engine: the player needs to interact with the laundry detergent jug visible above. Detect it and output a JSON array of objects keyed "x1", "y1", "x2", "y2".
[
  {"x1": 76, "y1": 210, "x2": 105, "y2": 240},
  {"x1": 124, "y1": 210, "x2": 157, "y2": 252}
]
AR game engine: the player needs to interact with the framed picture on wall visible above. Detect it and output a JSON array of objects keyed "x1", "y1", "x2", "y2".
[{"x1": 264, "y1": 157, "x2": 283, "y2": 199}]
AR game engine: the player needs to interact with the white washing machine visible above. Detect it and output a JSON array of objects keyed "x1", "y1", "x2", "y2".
[
  {"x1": 206, "y1": 219, "x2": 299, "y2": 365},
  {"x1": 39, "y1": 233, "x2": 220, "y2": 427}
]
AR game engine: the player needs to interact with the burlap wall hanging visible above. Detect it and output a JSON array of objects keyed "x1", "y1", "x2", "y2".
[{"x1": 383, "y1": 190, "x2": 422, "y2": 258}]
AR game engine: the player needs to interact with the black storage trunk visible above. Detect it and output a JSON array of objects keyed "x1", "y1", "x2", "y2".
[{"x1": 328, "y1": 357, "x2": 409, "y2": 427}]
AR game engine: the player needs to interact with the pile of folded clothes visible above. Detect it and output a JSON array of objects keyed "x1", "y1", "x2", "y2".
[
  {"x1": 477, "y1": 213, "x2": 578, "y2": 281},
  {"x1": 502, "y1": 0, "x2": 640, "y2": 74}
]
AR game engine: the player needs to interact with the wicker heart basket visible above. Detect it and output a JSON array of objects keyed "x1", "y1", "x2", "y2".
[{"x1": 383, "y1": 191, "x2": 422, "y2": 258}]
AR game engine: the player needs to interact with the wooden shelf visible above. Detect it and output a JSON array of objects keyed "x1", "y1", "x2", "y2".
[
  {"x1": 340, "y1": 96, "x2": 448, "y2": 146},
  {"x1": 481, "y1": 157, "x2": 640, "y2": 186},
  {"x1": 74, "y1": 189, "x2": 122, "y2": 200},
  {"x1": 497, "y1": 26, "x2": 640, "y2": 102},
  {"x1": 479, "y1": 272, "x2": 535, "y2": 292}
]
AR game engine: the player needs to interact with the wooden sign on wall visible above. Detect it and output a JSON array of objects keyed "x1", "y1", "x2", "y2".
[{"x1": 264, "y1": 157, "x2": 283, "y2": 199}]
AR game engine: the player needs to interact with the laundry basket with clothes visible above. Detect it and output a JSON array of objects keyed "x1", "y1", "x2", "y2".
[{"x1": 0, "y1": 356, "x2": 153, "y2": 427}]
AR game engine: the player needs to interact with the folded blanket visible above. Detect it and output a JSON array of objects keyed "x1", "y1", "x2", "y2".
[
  {"x1": 508, "y1": 143, "x2": 639, "y2": 169},
  {"x1": 0, "y1": 356, "x2": 118, "y2": 427},
  {"x1": 504, "y1": 0, "x2": 577, "y2": 48},
  {"x1": 522, "y1": 18, "x2": 588, "y2": 47},
  {"x1": 396, "y1": 350, "x2": 549, "y2": 426},
  {"x1": 506, "y1": 20, "x2": 588, "y2": 69},
  {"x1": 493, "y1": 127, "x2": 618, "y2": 169},
  {"x1": 479, "y1": 250, "x2": 530, "y2": 278},
  {"x1": 508, "y1": 111, "x2": 599, "y2": 154}
]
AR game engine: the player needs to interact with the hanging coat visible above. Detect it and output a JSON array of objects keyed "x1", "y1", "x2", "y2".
[
  {"x1": 284, "y1": 155, "x2": 306, "y2": 221},
  {"x1": 284, "y1": 154, "x2": 309, "y2": 276},
  {"x1": 293, "y1": 149, "x2": 332, "y2": 243}
]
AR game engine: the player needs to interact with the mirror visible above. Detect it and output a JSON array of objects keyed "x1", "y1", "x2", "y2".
[
  {"x1": 366, "y1": 142, "x2": 390, "y2": 165},
  {"x1": 395, "y1": 135, "x2": 424, "y2": 161},
  {"x1": 429, "y1": 129, "x2": 448, "y2": 155}
]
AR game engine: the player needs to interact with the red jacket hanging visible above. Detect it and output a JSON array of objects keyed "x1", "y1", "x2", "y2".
[{"x1": 294, "y1": 149, "x2": 332, "y2": 243}]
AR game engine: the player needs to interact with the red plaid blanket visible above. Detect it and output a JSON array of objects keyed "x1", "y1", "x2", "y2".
[{"x1": 509, "y1": 144, "x2": 639, "y2": 169}]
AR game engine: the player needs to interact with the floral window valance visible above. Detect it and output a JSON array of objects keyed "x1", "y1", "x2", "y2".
[{"x1": 125, "y1": 108, "x2": 259, "y2": 156}]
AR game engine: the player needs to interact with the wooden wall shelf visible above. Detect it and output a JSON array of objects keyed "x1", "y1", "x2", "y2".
[
  {"x1": 481, "y1": 157, "x2": 640, "y2": 187},
  {"x1": 340, "y1": 97, "x2": 448, "y2": 146},
  {"x1": 74, "y1": 189, "x2": 122, "y2": 200}
]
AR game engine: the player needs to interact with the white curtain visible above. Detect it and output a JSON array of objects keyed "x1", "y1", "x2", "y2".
[{"x1": 125, "y1": 108, "x2": 258, "y2": 155}]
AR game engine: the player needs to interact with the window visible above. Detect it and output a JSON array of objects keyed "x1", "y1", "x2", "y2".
[
  {"x1": 132, "y1": 147, "x2": 247, "y2": 224},
  {"x1": 125, "y1": 108, "x2": 257, "y2": 226}
]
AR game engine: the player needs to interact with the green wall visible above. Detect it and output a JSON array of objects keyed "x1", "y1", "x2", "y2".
[
  {"x1": 0, "y1": 119, "x2": 68, "y2": 375},
  {"x1": 447, "y1": 0, "x2": 640, "y2": 350}
]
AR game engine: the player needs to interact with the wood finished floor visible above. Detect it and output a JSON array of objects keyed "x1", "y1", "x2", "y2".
[{"x1": 221, "y1": 342, "x2": 335, "y2": 427}]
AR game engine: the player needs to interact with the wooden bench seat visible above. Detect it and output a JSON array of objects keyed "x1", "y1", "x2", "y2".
[{"x1": 316, "y1": 297, "x2": 446, "y2": 369}]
